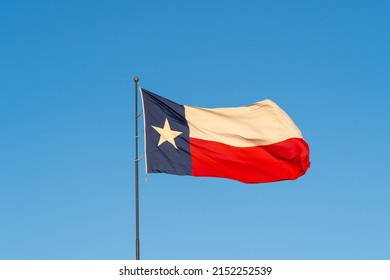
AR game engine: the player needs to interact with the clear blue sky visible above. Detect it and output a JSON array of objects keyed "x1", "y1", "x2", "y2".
[{"x1": 1, "y1": 0, "x2": 389, "y2": 260}]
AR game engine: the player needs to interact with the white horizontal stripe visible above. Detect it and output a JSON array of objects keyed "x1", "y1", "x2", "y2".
[{"x1": 184, "y1": 99, "x2": 303, "y2": 147}]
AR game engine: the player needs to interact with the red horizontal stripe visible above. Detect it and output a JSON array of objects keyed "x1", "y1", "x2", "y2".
[{"x1": 190, "y1": 138, "x2": 310, "y2": 184}]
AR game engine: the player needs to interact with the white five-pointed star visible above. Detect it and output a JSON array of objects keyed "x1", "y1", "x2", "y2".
[{"x1": 152, "y1": 118, "x2": 183, "y2": 149}]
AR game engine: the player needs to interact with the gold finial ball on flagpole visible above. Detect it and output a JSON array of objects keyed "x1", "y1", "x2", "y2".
[{"x1": 134, "y1": 77, "x2": 139, "y2": 83}]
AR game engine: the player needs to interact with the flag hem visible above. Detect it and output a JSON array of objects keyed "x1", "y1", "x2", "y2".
[{"x1": 139, "y1": 87, "x2": 148, "y2": 175}]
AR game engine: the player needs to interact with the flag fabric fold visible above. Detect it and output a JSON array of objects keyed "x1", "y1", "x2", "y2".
[{"x1": 141, "y1": 88, "x2": 310, "y2": 184}]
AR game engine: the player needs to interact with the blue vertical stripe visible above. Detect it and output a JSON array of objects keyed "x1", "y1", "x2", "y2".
[{"x1": 141, "y1": 89, "x2": 192, "y2": 175}]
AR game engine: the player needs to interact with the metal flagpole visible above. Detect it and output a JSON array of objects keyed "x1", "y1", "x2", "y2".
[{"x1": 134, "y1": 76, "x2": 140, "y2": 260}]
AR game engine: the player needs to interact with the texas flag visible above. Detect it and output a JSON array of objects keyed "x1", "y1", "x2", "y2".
[{"x1": 140, "y1": 88, "x2": 310, "y2": 184}]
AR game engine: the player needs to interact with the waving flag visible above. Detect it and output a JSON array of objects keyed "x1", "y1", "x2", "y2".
[{"x1": 141, "y1": 88, "x2": 310, "y2": 184}]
